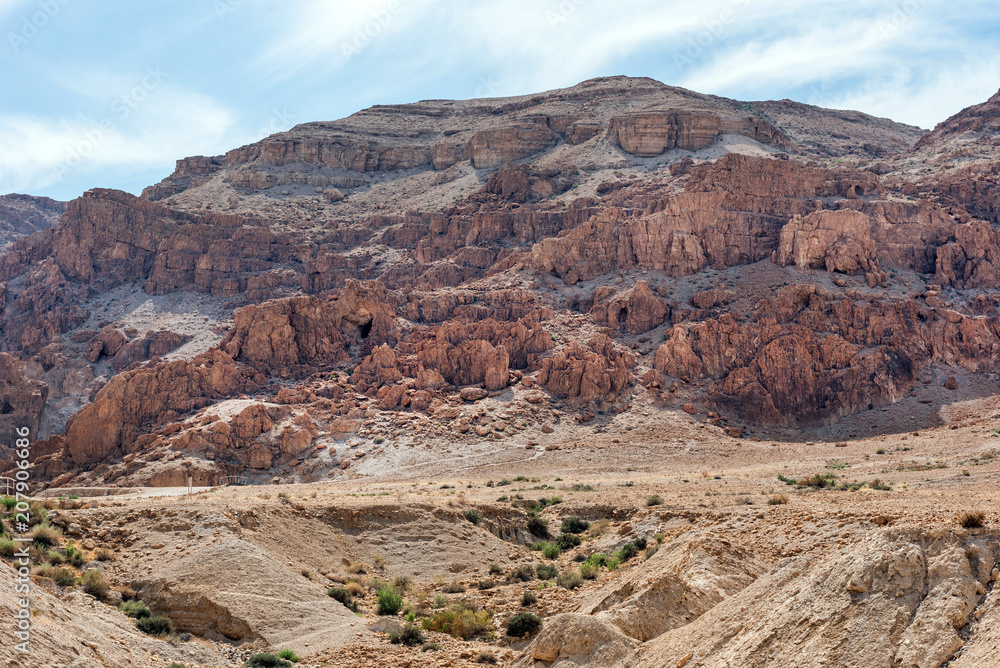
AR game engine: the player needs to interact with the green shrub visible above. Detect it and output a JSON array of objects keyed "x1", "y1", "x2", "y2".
[
  {"x1": 646, "y1": 495, "x2": 663, "y2": 506},
  {"x1": 555, "y1": 533, "x2": 581, "y2": 550},
  {"x1": 579, "y1": 563, "x2": 598, "y2": 579},
  {"x1": 556, "y1": 571, "x2": 583, "y2": 590},
  {"x1": 511, "y1": 564, "x2": 535, "y2": 582},
  {"x1": 326, "y1": 587, "x2": 359, "y2": 612},
  {"x1": 585, "y1": 552, "x2": 607, "y2": 567},
  {"x1": 541, "y1": 543, "x2": 560, "y2": 560},
  {"x1": 51, "y1": 567, "x2": 76, "y2": 587},
  {"x1": 800, "y1": 473, "x2": 836, "y2": 488},
  {"x1": 79, "y1": 569, "x2": 109, "y2": 600},
  {"x1": 377, "y1": 588, "x2": 404, "y2": 615},
  {"x1": 536, "y1": 563, "x2": 558, "y2": 580},
  {"x1": 46, "y1": 549, "x2": 64, "y2": 565},
  {"x1": 521, "y1": 590, "x2": 537, "y2": 606},
  {"x1": 136, "y1": 615, "x2": 174, "y2": 636},
  {"x1": 246, "y1": 654, "x2": 292, "y2": 668},
  {"x1": 561, "y1": 516, "x2": 589, "y2": 534},
  {"x1": 614, "y1": 541, "x2": 640, "y2": 563},
  {"x1": 422, "y1": 605, "x2": 495, "y2": 640},
  {"x1": 505, "y1": 612, "x2": 542, "y2": 637},
  {"x1": 432, "y1": 594, "x2": 448, "y2": 609},
  {"x1": 119, "y1": 600, "x2": 151, "y2": 619},
  {"x1": 276, "y1": 650, "x2": 300, "y2": 663},
  {"x1": 0, "y1": 497, "x2": 16, "y2": 510},
  {"x1": 31, "y1": 525, "x2": 61, "y2": 547},
  {"x1": 526, "y1": 516, "x2": 549, "y2": 537},
  {"x1": 463, "y1": 509, "x2": 482, "y2": 525},
  {"x1": 389, "y1": 623, "x2": 425, "y2": 646}
]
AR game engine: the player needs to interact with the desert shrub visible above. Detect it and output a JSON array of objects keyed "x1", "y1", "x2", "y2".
[
  {"x1": 579, "y1": 563, "x2": 598, "y2": 579},
  {"x1": 393, "y1": 575, "x2": 413, "y2": 591},
  {"x1": 389, "y1": 623, "x2": 425, "y2": 646},
  {"x1": 327, "y1": 587, "x2": 359, "y2": 612},
  {"x1": 345, "y1": 581, "x2": 364, "y2": 596},
  {"x1": 441, "y1": 581, "x2": 466, "y2": 593},
  {"x1": 536, "y1": 563, "x2": 558, "y2": 580},
  {"x1": 768, "y1": 494, "x2": 789, "y2": 505},
  {"x1": 868, "y1": 479, "x2": 892, "y2": 491},
  {"x1": 800, "y1": 473, "x2": 836, "y2": 488},
  {"x1": 478, "y1": 578, "x2": 495, "y2": 590},
  {"x1": 585, "y1": 552, "x2": 607, "y2": 567},
  {"x1": 541, "y1": 543, "x2": 560, "y2": 560},
  {"x1": 557, "y1": 571, "x2": 583, "y2": 590},
  {"x1": 119, "y1": 600, "x2": 151, "y2": 619},
  {"x1": 476, "y1": 651, "x2": 498, "y2": 664},
  {"x1": 646, "y1": 495, "x2": 663, "y2": 506},
  {"x1": 32, "y1": 563, "x2": 55, "y2": 579},
  {"x1": 46, "y1": 549, "x2": 65, "y2": 565},
  {"x1": 561, "y1": 516, "x2": 590, "y2": 534},
  {"x1": 527, "y1": 516, "x2": 549, "y2": 538},
  {"x1": 521, "y1": 590, "x2": 537, "y2": 606},
  {"x1": 65, "y1": 544, "x2": 84, "y2": 567},
  {"x1": 79, "y1": 569, "x2": 109, "y2": 600},
  {"x1": 377, "y1": 588, "x2": 404, "y2": 615},
  {"x1": 0, "y1": 497, "x2": 16, "y2": 510},
  {"x1": 421, "y1": 642, "x2": 441, "y2": 651},
  {"x1": 51, "y1": 567, "x2": 76, "y2": 587},
  {"x1": 505, "y1": 612, "x2": 542, "y2": 637},
  {"x1": 246, "y1": 654, "x2": 292, "y2": 668},
  {"x1": 529, "y1": 541, "x2": 546, "y2": 551},
  {"x1": 136, "y1": 615, "x2": 174, "y2": 636},
  {"x1": 488, "y1": 562, "x2": 503, "y2": 575},
  {"x1": 422, "y1": 605, "x2": 495, "y2": 640},
  {"x1": 93, "y1": 547, "x2": 115, "y2": 562},
  {"x1": 644, "y1": 546, "x2": 659, "y2": 560},
  {"x1": 432, "y1": 594, "x2": 448, "y2": 609},
  {"x1": 276, "y1": 649, "x2": 301, "y2": 662},
  {"x1": 555, "y1": 533, "x2": 582, "y2": 550},
  {"x1": 588, "y1": 519, "x2": 610, "y2": 536},
  {"x1": 511, "y1": 564, "x2": 535, "y2": 582},
  {"x1": 463, "y1": 509, "x2": 482, "y2": 525},
  {"x1": 959, "y1": 511, "x2": 986, "y2": 528},
  {"x1": 31, "y1": 525, "x2": 61, "y2": 547},
  {"x1": 654, "y1": 532, "x2": 665, "y2": 543},
  {"x1": 614, "y1": 540, "x2": 641, "y2": 563}
]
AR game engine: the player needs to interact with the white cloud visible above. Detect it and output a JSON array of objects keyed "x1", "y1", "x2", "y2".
[{"x1": 0, "y1": 85, "x2": 234, "y2": 193}]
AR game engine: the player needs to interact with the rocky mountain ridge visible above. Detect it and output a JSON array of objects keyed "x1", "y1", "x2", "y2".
[{"x1": 0, "y1": 76, "x2": 998, "y2": 489}]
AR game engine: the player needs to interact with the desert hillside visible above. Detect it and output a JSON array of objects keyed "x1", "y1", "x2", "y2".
[{"x1": 1, "y1": 76, "x2": 999, "y2": 667}]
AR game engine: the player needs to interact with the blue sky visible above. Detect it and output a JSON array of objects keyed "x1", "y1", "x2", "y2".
[{"x1": 1, "y1": 0, "x2": 998, "y2": 201}]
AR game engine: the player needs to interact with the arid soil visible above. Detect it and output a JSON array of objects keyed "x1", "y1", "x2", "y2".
[{"x1": 1, "y1": 76, "x2": 1000, "y2": 666}]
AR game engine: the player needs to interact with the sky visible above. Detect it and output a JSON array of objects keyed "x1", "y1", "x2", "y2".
[{"x1": 1, "y1": 0, "x2": 998, "y2": 202}]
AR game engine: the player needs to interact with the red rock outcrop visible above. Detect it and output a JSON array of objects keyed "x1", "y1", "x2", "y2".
[
  {"x1": 0, "y1": 353, "x2": 48, "y2": 445},
  {"x1": 655, "y1": 285, "x2": 1000, "y2": 426},
  {"x1": 57, "y1": 349, "x2": 262, "y2": 467},
  {"x1": 774, "y1": 209, "x2": 886, "y2": 286},
  {"x1": 537, "y1": 334, "x2": 634, "y2": 407},
  {"x1": 609, "y1": 110, "x2": 790, "y2": 156},
  {"x1": 590, "y1": 281, "x2": 670, "y2": 334}
]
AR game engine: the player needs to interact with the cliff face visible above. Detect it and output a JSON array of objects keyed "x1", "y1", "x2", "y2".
[
  {"x1": 6, "y1": 76, "x2": 1000, "y2": 487},
  {"x1": 0, "y1": 194, "x2": 66, "y2": 248}
]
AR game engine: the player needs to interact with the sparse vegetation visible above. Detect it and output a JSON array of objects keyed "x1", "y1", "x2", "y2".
[
  {"x1": 646, "y1": 494, "x2": 663, "y2": 506},
  {"x1": 488, "y1": 561, "x2": 503, "y2": 575},
  {"x1": 505, "y1": 612, "x2": 542, "y2": 637},
  {"x1": 478, "y1": 578, "x2": 495, "y2": 590},
  {"x1": 389, "y1": 623, "x2": 425, "y2": 646},
  {"x1": 541, "y1": 542, "x2": 561, "y2": 559},
  {"x1": 768, "y1": 494, "x2": 790, "y2": 505},
  {"x1": 463, "y1": 509, "x2": 482, "y2": 525},
  {"x1": 511, "y1": 564, "x2": 535, "y2": 581},
  {"x1": 327, "y1": 587, "x2": 359, "y2": 612},
  {"x1": 476, "y1": 651, "x2": 498, "y2": 664},
  {"x1": 521, "y1": 590, "x2": 538, "y2": 606},
  {"x1": 422, "y1": 603, "x2": 495, "y2": 640},
  {"x1": 79, "y1": 569, "x2": 109, "y2": 600},
  {"x1": 959, "y1": 511, "x2": 986, "y2": 528},
  {"x1": 376, "y1": 587, "x2": 404, "y2": 615},
  {"x1": 441, "y1": 581, "x2": 466, "y2": 594},
  {"x1": 276, "y1": 649, "x2": 301, "y2": 663},
  {"x1": 561, "y1": 516, "x2": 589, "y2": 534},
  {"x1": 136, "y1": 615, "x2": 174, "y2": 636},
  {"x1": 527, "y1": 516, "x2": 549, "y2": 537},
  {"x1": 119, "y1": 600, "x2": 151, "y2": 619},
  {"x1": 555, "y1": 532, "x2": 582, "y2": 550},
  {"x1": 247, "y1": 654, "x2": 293, "y2": 668},
  {"x1": 557, "y1": 571, "x2": 583, "y2": 589},
  {"x1": 536, "y1": 563, "x2": 558, "y2": 580}
]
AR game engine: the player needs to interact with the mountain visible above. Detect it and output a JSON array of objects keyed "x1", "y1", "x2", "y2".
[
  {"x1": 0, "y1": 193, "x2": 66, "y2": 247},
  {"x1": 0, "y1": 76, "x2": 997, "y2": 489}
]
